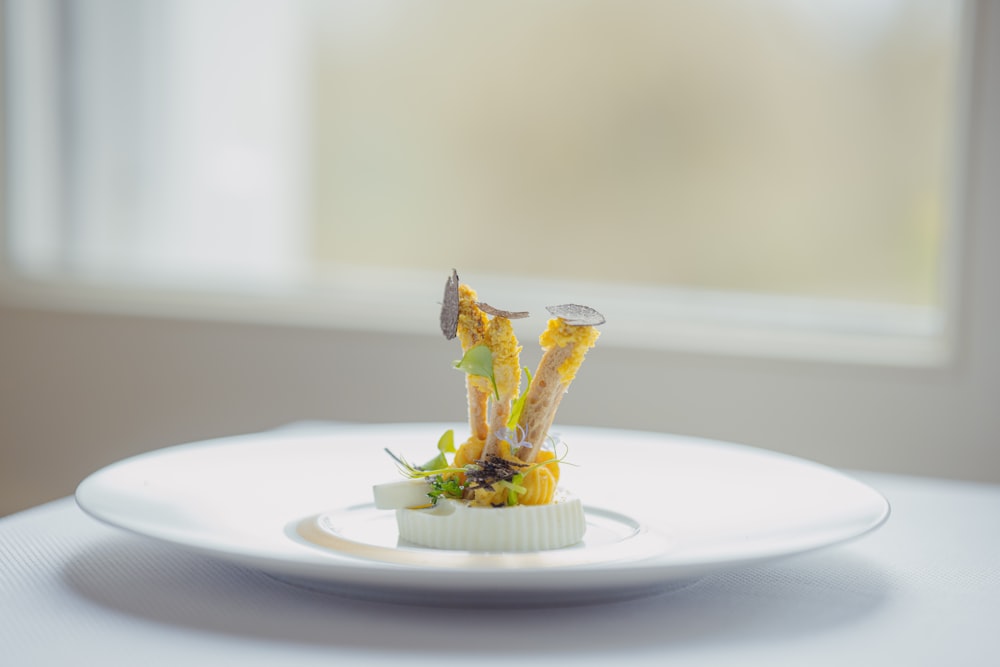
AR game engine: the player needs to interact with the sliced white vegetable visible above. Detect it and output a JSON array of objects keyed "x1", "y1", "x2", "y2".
[
  {"x1": 395, "y1": 491, "x2": 586, "y2": 551},
  {"x1": 372, "y1": 479, "x2": 432, "y2": 509}
]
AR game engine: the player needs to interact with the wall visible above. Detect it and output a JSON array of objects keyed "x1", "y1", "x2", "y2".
[{"x1": 3, "y1": 296, "x2": 998, "y2": 516}]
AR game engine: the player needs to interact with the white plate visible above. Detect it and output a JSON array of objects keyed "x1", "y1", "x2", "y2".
[{"x1": 76, "y1": 423, "x2": 889, "y2": 605}]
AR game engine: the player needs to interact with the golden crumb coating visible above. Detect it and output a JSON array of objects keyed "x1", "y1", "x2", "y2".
[
  {"x1": 445, "y1": 435, "x2": 484, "y2": 488},
  {"x1": 457, "y1": 284, "x2": 488, "y2": 352},
  {"x1": 487, "y1": 316, "x2": 522, "y2": 401},
  {"x1": 482, "y1": 315, "x2": 523, "y2": 458},
  {"x1": 453, "y1": 436, "x2": 484, "y2": 469},
  {"x1": 538, "y1": 318, "x2": 600, "y2": 385}
]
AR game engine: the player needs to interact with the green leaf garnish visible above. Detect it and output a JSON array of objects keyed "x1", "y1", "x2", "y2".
[
  {"x1": 420, "y1": 451, "x2": 449, "y2": 471},
  {"x1": 420, "y1": 429, "x2": 456, "y2": 470},
  {"x1": 454, "y1": 345, "x2": 499, "y2": 399},
  {"x1": 507, "y1": 367, "x2": 533, "y2": 428},
  {"x1": 437, "y1": 429, "x2": 456, "y2": 454}
]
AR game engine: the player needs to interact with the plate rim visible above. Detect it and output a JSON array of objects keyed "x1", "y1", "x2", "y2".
[{"x1": 74, "y1": 422, "x2": 891, "y2": 599}]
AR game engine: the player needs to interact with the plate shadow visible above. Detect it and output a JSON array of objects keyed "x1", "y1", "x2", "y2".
[{"x1": 62, "y1": 534, "x2": 891, "y2": 653}]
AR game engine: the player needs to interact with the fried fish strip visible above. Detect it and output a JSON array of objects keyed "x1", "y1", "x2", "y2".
[
  {"x1": 482, "y1": 316, "x2": 522, "y2": 458},
  {"x1": 516, "y1": 318, "x2": 600, "y2": 462},
  {"x1": 457, "y1": 283, "x2": 490, "y2": 441}
]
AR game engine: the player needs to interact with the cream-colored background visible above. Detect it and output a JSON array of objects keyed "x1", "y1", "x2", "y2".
[
  {"x1": 2, "y1": 273, "x2": 999, "y2": 517},
  {"x1": 3, "y1": 2, "x2": 999, "y2": 516}
]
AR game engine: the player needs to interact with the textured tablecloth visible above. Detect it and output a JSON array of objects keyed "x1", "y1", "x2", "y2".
[{"x1": 2, "y1": 471, "x2": 999, "y2": 666}]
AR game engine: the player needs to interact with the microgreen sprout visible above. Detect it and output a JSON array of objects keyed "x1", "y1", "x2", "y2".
[
  {"x1": 383, "y1": 448, "x2": 468, "y2": 480},
  {"x1": 506, "y1": 367, "x2": 533, "y2": 428},
  {"x1": 497, "y1": 473, "x2": 527, "y2": 506},
  {"x1": 427, "y1": 476, "x2": 463, "y2": 504},
  {"x1": 524, "y1": 439, "x2": 575, "y2": 475}
]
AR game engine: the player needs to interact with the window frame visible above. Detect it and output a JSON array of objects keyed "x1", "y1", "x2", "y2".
[
  {"x1": 1, "y1": 0, "x2": 998, "y2": 484},
  {"x1": 0, "y1": 0, "x2": 972, "y2": 370}
]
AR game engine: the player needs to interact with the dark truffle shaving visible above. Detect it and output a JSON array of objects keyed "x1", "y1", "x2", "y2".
[
  {"x1": 477, "y1": 302, "x2": 530, "y2": 319},
  {"x1": 545, "y1": 303, "x2": 606, "y2": 327},
  {"x1": 440, "y1": 269, "x2": 460, "y2": 339},
  {"x1": 464, "y1": 455, "x2": 528, "y2": 492}
]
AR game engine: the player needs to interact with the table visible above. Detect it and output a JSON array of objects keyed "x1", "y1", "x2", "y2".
[{"x1": 2, "y1": 470, "x2": 998, "y2": 666}]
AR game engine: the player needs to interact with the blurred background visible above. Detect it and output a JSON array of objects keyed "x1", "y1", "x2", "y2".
[
  {"x1": 3, "y1": 0, "x2": 998, "y2": 516},
  {"x1": 6, "y1": 0, "x2": 956, "y2": 299}
]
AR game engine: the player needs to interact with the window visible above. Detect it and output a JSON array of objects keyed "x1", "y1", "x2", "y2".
[
  {"x1": 0, "y1": 0, "x2": 967, "y2": 363},
  {"x1": 3, "y1": 1, "x2": 1000, "y2": 488}
]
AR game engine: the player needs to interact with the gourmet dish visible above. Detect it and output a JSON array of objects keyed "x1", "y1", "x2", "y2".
[{"x1": 373, "y1": 270, "x2": 604, "y2": 551}]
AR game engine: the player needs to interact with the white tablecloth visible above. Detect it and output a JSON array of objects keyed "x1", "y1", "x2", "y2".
[{"x1": 2, "y1": 470, "x2": 998, "y2": 666}]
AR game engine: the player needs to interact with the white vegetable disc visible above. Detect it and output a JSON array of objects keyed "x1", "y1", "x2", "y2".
[{"x1": 395, "y1": 493, "x2": 586, "y2": 551}]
